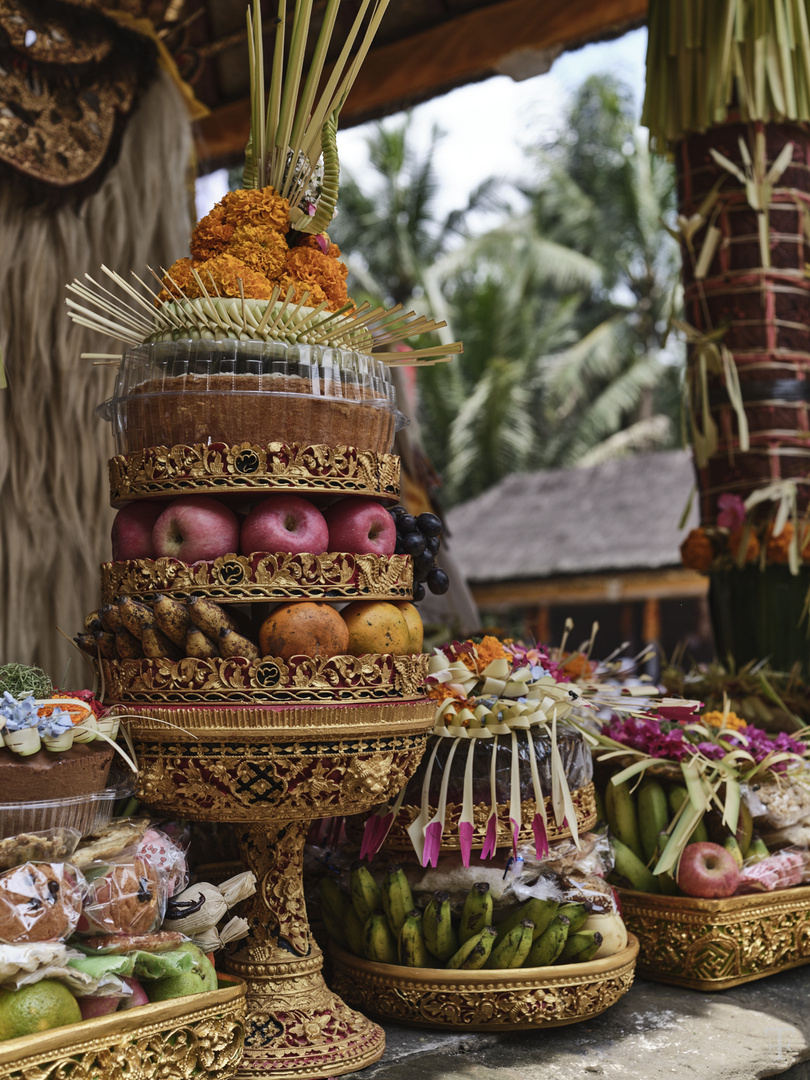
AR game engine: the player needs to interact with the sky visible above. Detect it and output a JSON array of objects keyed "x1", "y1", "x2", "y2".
[{"x1": 195, "y1": 28, "x2": 648, "y2": 221}]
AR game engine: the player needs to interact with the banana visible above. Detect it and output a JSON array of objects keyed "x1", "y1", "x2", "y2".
[
  {"x1": 362, "y1": 910, "x2": 397, "y2": 965},
  {"x1": 344, "y1": 906, "x2": 365, "y2": 957},
  {"x1": 556, "y1": 903, "x2": 588, "y2": 933},
  {"x1": 559, "y1": 930, "x2": 603, "y2": 964},
  {"x1": 398, "y1": 909, "x2": 429, "y2": 968},
  {"x1": 724, "y1": 834, "x2": 744, "y2": 870},
  {"x1": 423, "y1": 891, "x2": 458, "y2": 963},
  {"x1": 98, "y1": 604, "x2": 123, "y2": 633},
  {"x1": 458, "y1": 882, "x2": 493, "y2": 944},
  {"x1": 141, "y1": 623, "x2": 183, "y2": 659},
  {"x1": 594, "y1": 784, "x2": 607, "y2": 824},
  {"x1": 187, "y1": 595, "x2": 239, "y2": 638},
  {"x1": 605, "y1": 776, "x2": 644, "y2": 861},
  {"x1": 669, "y1": 785, "x2": 708, "y2": 842},
  {"x1": 737, "y1": 801, "x2": 754, "y2": 856},
  {"x1": 152, "y1": 595, "x2": 192, "y2": 647},
  {"x1": 84, "y1": 609, "x2": 105, "y2": 633},
  {"x1": 485, "y1": 919, "x2": 534, "y2": 969},
  {"x1": 74, "y1": 633, "x2": 97, "y2": 655},
  {"x1": 524, "y1": 914, "x2": 570, "y2": 967},
  {"x1": 747, "y1": 837, "x2": 769, "y2": 862},
  {"x1": 350, "y1": 863, "x2": 382, "y2": 923},
  {"x1": 381, "y1": 863, "x2": 414, "y2": 938},
  {"x1": 610, "y1": 836, "x2": 660, "y2": 893},
  {"x1": 186, "y1": 627, "x2": 220, "y2": 659},
  {"x1": 445, "y1": 926, "x2": 498, "y2": 970},
  {"x1": 93, "y1": 630, "x2": 118, "y2": 659},
  {"x1": 496, "y1": 897, "x2": 558, "y2": 941},
  {"x1": 318, "y1": 877, "x2": 349, "y2": 950},
  {"x1": 114, "y1": 627, "x2": 145, "y2": 659},
  {"x1": 218, "y1": 627, "x2": 260, "y2": 660},
  {"x1": 117, "y1": 596, "x2": 155, "y2": 640},
  {"x1": 638, "y1": 779, "x2": 670, "y2": 863}
]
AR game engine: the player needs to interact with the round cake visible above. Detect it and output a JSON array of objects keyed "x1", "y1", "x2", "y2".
[{"x1": 0, "y1": 742, "x2": 115, "y2": 803}]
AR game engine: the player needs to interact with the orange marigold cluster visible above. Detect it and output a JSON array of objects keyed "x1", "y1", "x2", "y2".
[
  {"x1": 285, "y1": 244, "x2": 349, "y2": 311},
  {"x1": 195, "y1": 253, "x2": 274, "y2": 299},
  {"x1": 764, "y1": 522, "x2": 794, "y2": 564},
  {"x1": 458, "y1": 635, "x2": 509, "y2": 674},
  {"x1": 701, "y1": 710, "x2": 747, "y2": 731},
  {"x1": 680, "y1": 528, "x2": 715, "y2": 574},
  {"x1": 227, "y1": 224, "x2": 289, "y2": 280},
  {"x1": 729, "y1": 526, "x2": 760, "y2": 564},
  {"x1": 157, "y1": 257, "x2": 200, "y2": 303}
]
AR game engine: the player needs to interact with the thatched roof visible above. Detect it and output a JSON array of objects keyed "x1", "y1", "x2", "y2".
[{"x1": 446, "y1": 450, "x2": 698, "y2": 584}]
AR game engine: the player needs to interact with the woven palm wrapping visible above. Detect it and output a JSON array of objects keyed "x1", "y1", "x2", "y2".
[{"x1": 678, "y1": 120, "x2": 810, "y2": 524}]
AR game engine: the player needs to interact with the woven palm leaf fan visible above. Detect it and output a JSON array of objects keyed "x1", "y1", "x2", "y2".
[{"x1": 67, "y1": 0, "x2": 463, "y2": 368}]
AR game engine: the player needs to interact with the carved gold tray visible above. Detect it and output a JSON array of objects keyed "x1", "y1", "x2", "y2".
[
  {"x1": 101, "y1": 652, "x2": 428, "y2": 705},
  {"x1": 382, "y1": 781, "x2": 598, "y2": 852},
  {"x1": 0, "y1": 975, "x2": 246, "y2": 1079},
  {"x1": 329, "y1": 935, "x2": 639, "y2": 1031},
  {"x1": 108, "y1": 443, "x2": 400, "y2": 506},
  {"x1": 618, "y1": 885, "x2": 810, "y2": 990},
  {"x1": 100, "y1": 551, "x2": 412, "y2": 604}
]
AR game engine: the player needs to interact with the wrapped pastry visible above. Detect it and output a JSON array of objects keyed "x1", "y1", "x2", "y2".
[
  {"x1": 78, "y1": 856, "x2": 164, "y2": 936},
  {"x1": 0, "y1": 863, "x2": 84, "y2": 944}
]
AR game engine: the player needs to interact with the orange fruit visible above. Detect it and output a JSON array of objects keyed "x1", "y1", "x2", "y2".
[
  {"x1": 0, "y1": 980, "x2": 81, "y2": 1041},
  {"x1": 259, "y1": 602, "x2": 349, "y2": 660},
  {"x1": 341, "y1": 600, "x2": 411, "y2": 656},
  {"x1": 392, "y1": 601, "x2": 424, "y2": 653}
]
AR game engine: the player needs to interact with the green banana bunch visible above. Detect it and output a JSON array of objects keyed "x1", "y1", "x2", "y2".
[
  {"x1": 344, "y1": 905, "x2": 365, "y2": 957},
  {"x1": 318, "y1": 876, "x2": 349, "y2": 950},
  {"x1": 458, "y1": 882, "x2": 493, "y2": 944},
  {"x1": 638, "y1": 779, "x2": 670, "y2": 863},
  {"x1": 724, "y1": 835, "x2": 744, "y2": 870},
  {"x1": 398, "y1": 909, "x2": 430, "y2": 968},
  {"x1": 497, "y1": 897, "x2": 558, "y2": 941},
  {"x1": 654, "y1": 832, "x2": 680, "y2": 894},
  {"x1": 381, "y1": 863, "x2": 414, "y2": 937},
  {"x1": 484, "y1": 918, "x2": 534, "y2": 969},
  {"x1": 362, "y1": 909, "x2": 397, "y2": 965},
  {"x1": 559, "y1": 930, "x2": 603, "y2": 964},
  {"x1": 668, "y1": 785, "x2": 709, "y2": 842},
  {"x1": 350, "y1": 863, "x2": 382, "y2": 923},
  {"x1": 605, "y1": 776, "x2": 644, "y2": 861},
  {"x1": 445, "y1": 926, "x2": 498, "y2": 970},
  {"x1": 524, "y1": 913, "x2": 570, "y2": 967},
  {"x1": 423, "y1": 891, "x2": 459, "y2": 962},
  {"x1": 556, "y1": 902, "x2": 588, "y2": 933},
  {"x1": 610, "y1": 836, "x2": 660, "y2": 893}
]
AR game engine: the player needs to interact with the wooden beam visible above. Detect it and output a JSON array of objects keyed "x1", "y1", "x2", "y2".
[
  {"x1": 470, "y1": 568, "x2": 708, "y2": 610},
  {"x1": 193, "y1": 0, "x2": 648, "y2": 169}
]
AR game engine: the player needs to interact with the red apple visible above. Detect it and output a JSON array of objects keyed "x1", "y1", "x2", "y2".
[
  {"x1": 111, "y1": 502, "x2": 164, "y2": 561},
  {"x1": 241, "y1": 495, "x2": 328, "y2": 556},
  {"x1": 152, "y1": 497, "x2": 240, "y2": 563},
  {"x1": 323, "y1": 497, "x2": 396, "y2": 556},
  {"x1": 676, "y1": 841, "x2": 740, "y2": 899}
]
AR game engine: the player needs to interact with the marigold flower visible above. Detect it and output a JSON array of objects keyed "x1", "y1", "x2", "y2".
[
  {"x1": 194, "y1": 253, "x2": 274, "y2": 299},
  {"x1": 276, "y1": 273, "x2": 329, "y2": 309},
  {"x1": 680, "y1": 528, "x2": 715, "y2": 573},
  {"x1": 226, "y1": 224, "x2": 289, "y2": 280},
  {"x1": 190, "y1": 208, "x2": 236, "y2": 262},
  {"x1": 157, "y1": 257, "x2": 202, "y2": 303},
  {"x1": 729, "y1": 526, "x2": 760, "y2": 564},
  {"x1": 765, "y1": 522, "x2": 794, "y2": 564},
  {"x1": 191, "y1": 185, "x2": 290, "y2": 263},
  {"x1": 285, "y1": 247, "x2": 349, "y2": 311},
  {"x1": 560, "y1": 652, "x2": 596, "y2": 679},
  {"x1": 701, "y1": 709, "x2": 747, "y2": 731}
]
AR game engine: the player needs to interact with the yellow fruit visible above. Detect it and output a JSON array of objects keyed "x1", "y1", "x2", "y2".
[
  {"x1": 341, "y1": 600, "x2": 411, "y2": 656},
  {"x1": 259, "y1": 601, "x2": 349, "y2": 660},
  {"x1": 0, "y1": 980, "x2": 81, "y2": 1041},
  {"x1": 145, "y1": 945, "x2": 219, "y2": 1002},
  {"x1": 392, "y1": 601, "x2": 424, "y2": 653}
]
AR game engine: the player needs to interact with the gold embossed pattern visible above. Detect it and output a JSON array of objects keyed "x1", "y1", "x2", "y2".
[
  {"x1": 329, "y1": 937, "x2": 639, "y2": 1031},
  {"x1": 108, "y1": 443, "x2": 401, "y2": 504},
  {"x1": 100, "y1": 551, "x2": 413, "y2": 603},
  {"x1": 619, "y1": 886, "x2": 810, "y2": 989},
  {"x1": 103, "y1": 654, "x2": 429, "y2": 704},
  {"x1": 384, "y1": 783, "x2": 597, "y2": 851},
  {"x1": 0, "y1": 979, "x2": 246, "y2": 1079}
]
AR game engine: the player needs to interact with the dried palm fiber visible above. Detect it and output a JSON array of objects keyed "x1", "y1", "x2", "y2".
[{"x1": 0, "y1": 69, "x2": 193, "y2": 681}]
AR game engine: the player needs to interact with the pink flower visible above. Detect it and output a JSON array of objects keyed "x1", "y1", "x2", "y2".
[{"x1": 717, "y1": 494, "x2": 746, "y2": 530}]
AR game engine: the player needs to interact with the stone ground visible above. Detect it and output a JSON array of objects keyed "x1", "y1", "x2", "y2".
[{"x1": 341, "y1": 967, "x2": 810, "y2": 1080}]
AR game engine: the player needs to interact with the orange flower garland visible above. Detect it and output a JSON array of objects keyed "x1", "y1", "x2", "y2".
[{"x1": 680, "y1": 527, "x2": 715, "y2": 573}]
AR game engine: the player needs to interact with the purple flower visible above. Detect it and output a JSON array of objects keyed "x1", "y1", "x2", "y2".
[{"x1": 717, "y1": 494, "x2": 746, "y2": 530}]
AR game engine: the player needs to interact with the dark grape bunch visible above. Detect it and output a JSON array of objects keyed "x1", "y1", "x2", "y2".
[{"x1": 389, "y1": 505, "x2": 450, "y2": 601}]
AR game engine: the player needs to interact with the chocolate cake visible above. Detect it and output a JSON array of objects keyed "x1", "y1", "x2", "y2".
[{"x1": 0, "y1": 742, "x2": 115, "y2": 803}]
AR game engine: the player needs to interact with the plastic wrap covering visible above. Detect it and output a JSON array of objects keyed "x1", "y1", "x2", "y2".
[
  {"x1": 78, "y1": 856, "x2": 166, "y2": 937},
  {"x1": 0, "y1": 863, "x2": 85, "y2": 944}
]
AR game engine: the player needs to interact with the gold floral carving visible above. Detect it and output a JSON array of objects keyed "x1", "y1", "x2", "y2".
[
  {"x1": 329, "y1": 937, "x2": 639, "y2": 1031},
  {"x1": 100, "y1": 551, "x2": 412, "y2": 603},
  {"x1": 619, "y1": 885, "x2": 810, "y2": 989},
  {"x1": 102, "y1": 653, "x2": 428, "y2": 704},
  {"x1": 383, "y1": 782, "x2": 597, "y2": 852},
  {"x1": 108, "y1": 442, "x2": 401, "y2": 504},
  {"x1": 0, "y1": 978, "x2": 245, "y2": 1079}
]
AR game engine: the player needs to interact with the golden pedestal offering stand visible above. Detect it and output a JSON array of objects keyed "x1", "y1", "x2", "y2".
[{"x1": 122, "y1": 700, "x2": 434, "y2": 1078}]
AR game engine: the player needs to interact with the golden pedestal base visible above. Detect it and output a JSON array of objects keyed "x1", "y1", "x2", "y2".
[{"x1": 619, "y1": 885, "x2": 810, "y2": 989}]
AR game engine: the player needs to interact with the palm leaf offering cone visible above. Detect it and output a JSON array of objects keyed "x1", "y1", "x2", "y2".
[
  {"x1": 67, "y1": 0, "x2": 462, "y2": 368},
  {"x1": 646, "y1": 0, "x2": 810, "y2": 670}
]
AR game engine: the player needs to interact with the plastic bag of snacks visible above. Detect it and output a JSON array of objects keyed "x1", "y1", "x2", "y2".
[
  {"x1": 0, "y1": 863, "x2": 85, "y2": 943},
  {"x1": 77, "y1": 855, "x2": 166, "y2": 937}
]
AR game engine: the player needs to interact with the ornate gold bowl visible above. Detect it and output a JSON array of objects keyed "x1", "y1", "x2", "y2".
[
  {"x1": 108, "y1": 443, "x2": 400, "y2": 505},
  {"x1": 102, "y1": 653, "x2": 428, "y2": 706},
  {"x1": 329, "y1": 936, "x2": 639, "y2": 1031},
  {"x1": 100, "y1": 551, "x2": 412, "y2": 604},
  {"x1": 618, "y1": 885, "x2": 810, "y2": 990},
  {"x1": 0, "y1": 976, "x2": 246, "y2": 1080}
]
